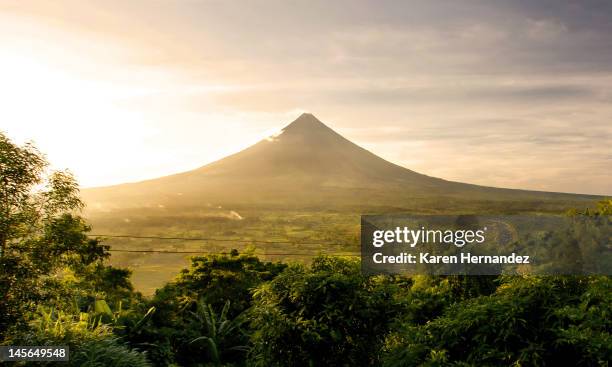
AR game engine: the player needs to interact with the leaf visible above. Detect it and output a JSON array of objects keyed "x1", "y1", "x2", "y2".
[{"x1": 94, "y1": 299, "x2": 112, "y2": 316}]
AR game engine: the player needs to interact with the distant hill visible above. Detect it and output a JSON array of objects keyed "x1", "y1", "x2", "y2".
[{"x1": 82, "y1": 113, "x2": 599, "y2": 212}]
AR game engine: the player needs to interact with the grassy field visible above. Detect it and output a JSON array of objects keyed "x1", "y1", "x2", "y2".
[
  {"x1": 89, "y1": 208, "x2": 361, "y2": 294},
  {"x1": 85, "y1": 197, "x2": 597, "y2": 294}
]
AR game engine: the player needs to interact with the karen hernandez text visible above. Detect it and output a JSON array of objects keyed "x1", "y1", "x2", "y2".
[
  {"x1": 372, "y1": 252, "x2": 530, "y2": 264},
  {"x1": 370, "y1": 226, "x2": 530, "y2": 265}
]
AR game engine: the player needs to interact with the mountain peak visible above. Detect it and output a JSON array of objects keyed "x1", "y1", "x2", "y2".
[
  {"x1": 295, "y1": 112, "x2": 320, "y2": 122},
  {"x1": 284, "y1": 113, "x2": 329, "y2": 132},
  {"x1": 81, "y1": 112, "x2": 590, "y2": 212}
]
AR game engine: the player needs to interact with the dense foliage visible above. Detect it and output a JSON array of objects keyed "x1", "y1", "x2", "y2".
[
  {"x1": 0, "y1": 132, "x2": 147, "y2": 361},
  {"x1": 1, "y1": 133, "x2": 610, "y2": 366},
  {"x1": 383, "y1": 276, "x2": 611, "y2": 366},
  {"x1": 121, "y1": 252, "x2": 286, "y2": 366},
  {"x1": 249, "y1": 257, "x2": 403, "y2": 366}
]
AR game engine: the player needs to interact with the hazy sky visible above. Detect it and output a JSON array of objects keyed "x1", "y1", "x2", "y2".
[{"x1": 1, "y1": 0, "x2": 610, "y2": 195}]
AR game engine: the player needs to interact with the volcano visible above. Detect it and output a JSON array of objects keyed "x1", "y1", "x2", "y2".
[{"x1": 82, "y1": 113, "x2": 598, "y2": 211}]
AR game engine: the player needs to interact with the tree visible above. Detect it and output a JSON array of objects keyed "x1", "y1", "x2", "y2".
[
  {"x1": 124, "y1": 251, "x2": 285, "y2": 366},
  {"x1": 383, "y1": 276, "x2": 611, "y2": 366},
  {"x1": 249, "y1": 256, "x2": 401, "y2": 367},
  {"x1": 0, "y1": 132, "x2": 109, "y2": 337}
]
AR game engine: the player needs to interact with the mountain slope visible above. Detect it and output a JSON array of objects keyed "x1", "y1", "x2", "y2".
[{"x1": 82, "y1": 113, "x2": 598, "y2": 211}]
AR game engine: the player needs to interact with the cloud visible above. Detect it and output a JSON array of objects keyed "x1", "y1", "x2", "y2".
[{"x1": 1, "y1": 0, "x2": 611, "y2": 194}]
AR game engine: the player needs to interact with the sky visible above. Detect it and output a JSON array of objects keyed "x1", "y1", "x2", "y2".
[{"x1": 0, "y1": 0, "x2": 610, "y2": 195}]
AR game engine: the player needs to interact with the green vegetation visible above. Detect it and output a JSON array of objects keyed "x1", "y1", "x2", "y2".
[
  {"x1": 249, "y1": 256, "x2": 400, "y2": 367},
  {"x1": 90, "y1": 204, "x2": 605, "y2": 294},
  {"x1": 384, "y1": 276, "x2": 611, "y2": 366},
  {"x1": 1, "y1": 132, "x2": 610, "y2": 366},
  {"x1": 0, "y1": 132, "x2": 149, "y2": 364}
]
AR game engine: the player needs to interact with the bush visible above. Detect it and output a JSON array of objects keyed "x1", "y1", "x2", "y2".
[
  {"x1": 7, "y1": 307, "x2": 150, "y2": 366},
  {"x1": 123, "y1": 251, "x2": 285, "y2": 367},
  {"x1": 249, "y1": 256, "x2": 402, "y2": 367},
  {"x1": 383, "y1": 276, "x2": 611, "y2": 366},
  {"x1": 71, "y1": 338, "x2": 151, "y2": 367}
]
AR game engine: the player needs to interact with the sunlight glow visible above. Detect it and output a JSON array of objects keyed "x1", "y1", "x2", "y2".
[{"x1": 0, "y1": 14, "x2": 267, "y2": 188}]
